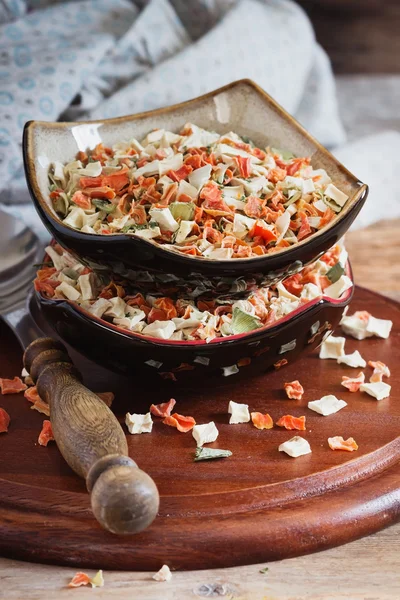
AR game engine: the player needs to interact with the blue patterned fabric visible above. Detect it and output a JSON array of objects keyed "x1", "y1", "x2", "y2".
[{"x1": 0, "y1": 0, "x2": 348, "y2": 239}]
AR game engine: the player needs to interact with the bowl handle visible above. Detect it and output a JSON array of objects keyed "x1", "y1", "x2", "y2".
[{"x1": 23, "y1": 337, "x2": 159, "y2": 535}]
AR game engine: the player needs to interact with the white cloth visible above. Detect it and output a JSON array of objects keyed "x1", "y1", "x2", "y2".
[{"x1": 0, "y1": 0, "x2": 397, "y2": 238}]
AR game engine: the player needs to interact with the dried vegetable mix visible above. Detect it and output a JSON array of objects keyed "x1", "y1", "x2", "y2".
[{"x1": 49, "y1": 124, "x2": 349, "y2": 259}]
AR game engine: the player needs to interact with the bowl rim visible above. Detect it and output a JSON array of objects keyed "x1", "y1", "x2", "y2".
[
  {"x1": 36, "y1": 262, "x2": 354, "y2": 348},
  {"x1": 24, "y1": 78, "x2": 368, "y2": 267}
]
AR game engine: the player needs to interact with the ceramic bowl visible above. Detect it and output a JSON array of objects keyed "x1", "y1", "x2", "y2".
[
  {"x1": 33, "y1": 262, "x2": 354, "y2": 385},
  {"x1": 24, "y1": 80, "x2": 367, "y2": 294}
]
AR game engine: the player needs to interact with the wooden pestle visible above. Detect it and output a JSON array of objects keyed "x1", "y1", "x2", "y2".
[{"x1": 23, "y1": 337, "x2": 159, "y2": 535}]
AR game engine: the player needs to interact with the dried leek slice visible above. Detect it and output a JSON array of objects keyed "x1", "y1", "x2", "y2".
[
  {"x1": 231, "y1": 308, "x2": 261, "y2": 335},
  {"x1": 169, "y1": 201, "x2": 195, "y2": 221},
  {"x1": 194, "y1": 447, "x2": 232, "y2": 461}
]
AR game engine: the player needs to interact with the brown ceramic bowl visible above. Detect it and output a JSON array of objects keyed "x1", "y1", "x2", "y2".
[
  {"x1": 24, "y1": 80, "x2": 367, "y2": 295},
  {"x1": 33, "y1": 261, "x2": 354, "y2": 385}
]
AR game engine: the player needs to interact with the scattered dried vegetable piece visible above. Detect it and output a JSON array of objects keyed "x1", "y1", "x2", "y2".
[
  {"x1": 68, "y1": 570, "x2": 104, "y2": 588},
  {"x1": 0, "y1": 376, "x2": 27, "y2": 395},
  {"x1": 150, "y1": 398, "x2": 176, "y2": 418},
  {"x1": 31, "y1": 398, "x2": 50, "y2": 416},
  {"x1": 153, "y1": 565, "x2": 172, "y2": 582},
  {"x1": 276, "y1": 415, "x2": 306, "y2": 431},
  {"x1": 96, "y1": 391, "x2": 115, "y2": 407},
  {"x1": 228, "y1": 400, "x2": 250, "y2": 424},
  {"x1": 125, "y1": 412, "x2": 153, "y2": 434},
  {"x1": 308, "y1": 395, "x2": 347, "y2": 416},
  {"x1": 368, "y1": 361, "x2": 391, "y2": 383},
  {"x1": 0, "y1": 407, "x2": 10, "y2": 433},
  {"x1": 163, "y1": 413, "x2": 196, "y2": 432},
  {"x1": 38, "y1": 420, "x2": 54, "y2": 446},
  {"x1": 341, "y1": 372, "x2": 365, "y2": 392},
  {"x1": 328, "y1": 436, "x2": 358, "y2": 452},
  {"x1": 68, "y1": 572, "x2": 91, "y2": 588},
  {"x1": 259, "y1": 567, "x2": 269, "y2": 574},
  {"x1": 279, "y1": 436, "x2": 311, "y2": 457},
  {"x1": 284, "y1": 380, "x2": 304, "y2": 400},
  {"x1": 250, "y1": 412, "x2": 273, "y2": 430},
  {"x1": 337, "y1": 350, "x2": 366, "y2": 369},
  {"x1": 360, "y1": 382, "x2": 391, "y2": 401},
  {"x1": 319, "y1": 335, "x2": 345, "y2": 359},
  {"x1": 340, "y1": 311, "x2": 393, "y2": 340},
  {"x1": 194, "y1": 447, "x2": 232, "y2": 461},
  {"x1": 192, "y1": 422, "x2": 219, "y2": 446},
  {"x1": 24, "y1": 386, "x2": 41, "y2": 403}
]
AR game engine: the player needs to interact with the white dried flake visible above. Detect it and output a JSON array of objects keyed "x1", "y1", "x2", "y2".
[
  {"x1": 337, "y1": 350, "x2": 366, "y2": 369},
  {"x1": 324, "y1": 183, "x2": 349, "y2": 207},
  {"x1": 152, "y1": 565, "x2": 172, "y2": 582},
  {"x1": 21, "y1": 367, "x2": 29, "y2": 378},
  {"x1": 360, "y1": 382, "x2": 391, "y2": 401},
  {"x1": 56, "y1": 281, "x2": 81, "y2": 302},
  {"x1": 319, "y1": 335, "x2": 346, "y2": 359},
  {"x1": 308, "y1": 395, "x2": 347, "y2": 416},
  {"x1": 279, "y1": 436, "x2": 311, "y2": 458},
  {"x1": 324, "y1": 275, "x2": 353, "y2": 299},
  {"x1": 366, "y1": 316, "x2": 393, "y2": 339},
  {"x1": 228, "y1": 400, "x2": 250, "y2": 424},
  {"x1": 192, "y1": 422, "x2": 219, "y2": 447},
  {"x1": 87, "y1": 298, "x2": 112, "y2": 318},
  {"x1": 125, "y1": 412, "x2": 153, "y2": 434},
  {"x1": 279, "y1": 339, "x2": 297, "y2": 354},
  {"x1": 340, "y1": 314, "x2": 371, "y2": 340}
]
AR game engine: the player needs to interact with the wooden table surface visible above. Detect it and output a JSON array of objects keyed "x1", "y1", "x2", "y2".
[{"x1": 1, "y1": 219, "x2": 400, "y2": 600}]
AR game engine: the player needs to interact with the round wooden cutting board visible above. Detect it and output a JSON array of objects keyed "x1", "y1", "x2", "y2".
[{"x1": 0, "y1": 287, "x2": 399, "y2": 571}]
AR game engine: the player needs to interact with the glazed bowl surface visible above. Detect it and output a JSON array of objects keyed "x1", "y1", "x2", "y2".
[
  {"x1": 33, "y1": 262, "x2": 354, "y2": 385},
  {"x1": 24, "y1": 80, "x2": 367, "y2": 294}
]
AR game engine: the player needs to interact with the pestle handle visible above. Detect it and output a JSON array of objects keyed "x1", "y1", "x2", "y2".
[{"x1": 24, "y1": 338, "x2": 159, "y2": 535}]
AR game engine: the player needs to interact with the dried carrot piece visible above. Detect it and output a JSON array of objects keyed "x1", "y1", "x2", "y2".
[
  {"x1": 163, "y1": 413, "x2": 196, "y2": 432},
  {"x1": 0, "y1": 376, "x2": 27, "y2": 395},
  {"x1": 328, "y1": 436, "x2": 358, "y2": 452},
  {"x1": 341, "y1": 372, "x2": 365, "y2": 392},
  {"x1": 251, "y1": 412, "x2": 273, "y2": 430},
  {"x1": 31, "y1": 398, "x2": 50, "y2": 416},
  {"x1": 38, "y1": 420, "x2": 54, "y2": 446},
  {"x1": 0, "y1": 407, "x2": 10, "y2": 433},
  {"x1": 24, "y1": 385, "x2": 41, "y2": 403},
  {"x1": 150, "y1": 398, "x2": 176, "y2": 418},
  {"x1": 284, "y1": 380, "x2": 304, "y2": 400},
  {"x1": 274, "y1": 359, "x2": 288, "y2": 370},
  {"x1": 68, "y1": 572, "x2": 91, "y2": 588},
  {"x1": 276, "y1": 415, "x2": 306, "y2": 431},
  {"x1": 368, "y1": 360, "x2": 390, "y2": 383}
]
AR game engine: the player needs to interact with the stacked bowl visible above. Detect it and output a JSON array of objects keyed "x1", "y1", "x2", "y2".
[{"x1": 23, "y1": 80, "x2": 367, "y2": 383}]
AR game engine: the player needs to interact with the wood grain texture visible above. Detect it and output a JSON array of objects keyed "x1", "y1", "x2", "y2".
[
  {"x1": 297, "y1": 0, "x2": 400, "y2": 74},
  {"x1": 22, "y1": 339, "x2": 159, "y2": 536},
  {"x1": 0, "y1": 286, "x2": 399, "y2": 571}
]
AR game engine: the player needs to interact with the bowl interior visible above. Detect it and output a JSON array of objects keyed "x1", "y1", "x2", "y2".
[{"x1": 26, "y1": 79, "x2": 363, "y2": 236}]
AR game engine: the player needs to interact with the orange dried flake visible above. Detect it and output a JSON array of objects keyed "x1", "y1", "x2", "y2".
[
  {"x1": 68, "y1": 572, "x2": 91, "y2": 588},
  {"x1": 0, "y1": 407, "x2": 10, "y2": 433},
  {"x1": 38, "y1": 420, "x2": 54, "y2": 446},
  {"x1": 150, "y1": 398, "x2": 176, "y2": 418},
  {"x1": 341, "y1": 371, "x2": 365, "y2": 392},
  {"x1": 251, "y1": 412, "x2": 273, "y2": 430},
  {"x1": 276, "y1": 415, "x2": 306, "y2": 431},
  {"x1": 31, "y1": 398, "x2": 50, "y2": 416},
  {"x1": 284, "y1": 380, "x2": 304, "y2": 400},
  {"x1": 24, "y1": 385, "x2": 41, "y2": 403},
  {"x1": 0, "y1": 376, "x2": 27, "y2": 395},
  {"x1": 163, "y1": 413, "x2": 196, "y2": 432},
  {"x1": 328, "y1": 436, "x2": 358, "y2": 452},
  {"x1": 96, "y1": 391, "x2": 115, "y2": 407},
  {"x1": 368, "y1": 361, "x2": 390, "y2": 383}
]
